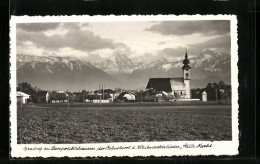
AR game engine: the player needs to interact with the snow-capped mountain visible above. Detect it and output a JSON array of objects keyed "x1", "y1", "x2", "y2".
[
  {"x1": 89, "y1": 50, "x2": 231, "y2": 89},
  {"x1": 93, "y1": 54, "x2": 146, "y2": 73},
  {"x1": 134, "y1": 50, "x2": 230, "y2": 73},
  {"x1": 127, "y1": 50, "x2": 231, "y2": 89},
  {"x1": 16, "y1": 54, "x2": 119, "y2": 91},
  {"x1": 17, "y1": 54, "x2": 97, "y2": 72},
  {"x1": 91, "y1": 49, "x2": 230, "y2": 76},
  {"x1": 16, "y1": 50, "x2": 231, "y2": 90}
]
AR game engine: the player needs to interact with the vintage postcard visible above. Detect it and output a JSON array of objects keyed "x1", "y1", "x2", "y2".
[{"x1": 10, "y1": 15, "x2": 238, "y2": 158}]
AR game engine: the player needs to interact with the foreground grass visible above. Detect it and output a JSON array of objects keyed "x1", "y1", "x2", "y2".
[{"x1": 17, "y1": 104, "x2": 232, "y2": 144}]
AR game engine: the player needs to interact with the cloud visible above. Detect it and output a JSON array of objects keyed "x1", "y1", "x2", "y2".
[
  {"x1": 61, "y1": 22, "x2": 89, "y2": 30},
  {"x1": 159, "y1": 47, "x2": 187, "y2": 58},
  {"x1": 188, "y1": 34, "x2": 231, "y2": 55},
  {"x1": 153, "y1": 34, "x2": 231, "y2": 61},
  {"x1": 146, "y1": 20, "x2": 230, "y2": 36},
  {"x1": 17, "y1": 23, "x2": 61, "y2": 32},
  {"x1": 158, "y1": 41, "x2": 166, "y2": 45},
  {"x1": 17, "y1": 29, "x2": 121, "y2": 52},
  {"x1": 17, "y1": 22, "x2": 90, "y2": 32},
  {"x1": 132, "y1": 53, "x2": 160, "y2": 64},
  {"x1": 61, "y1": 23, "x2": 81, "y2": 30}
]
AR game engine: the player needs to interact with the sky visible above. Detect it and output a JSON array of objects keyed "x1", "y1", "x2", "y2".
[{"x1": 16, "y1": 20, "x2": 231, "y2": 64}]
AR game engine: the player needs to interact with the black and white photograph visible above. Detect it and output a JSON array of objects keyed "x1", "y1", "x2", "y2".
[{"x1": 10, "y1": 15, "x2": 239, "y2": 157}]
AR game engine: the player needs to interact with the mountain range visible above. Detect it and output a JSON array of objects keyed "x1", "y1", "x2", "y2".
[
  {"x1": 16, "y1": 51, "x2": 231, "y2": 91},
  {"x1": 17, "y1": 55, "x2": 119, "y2": 91}
]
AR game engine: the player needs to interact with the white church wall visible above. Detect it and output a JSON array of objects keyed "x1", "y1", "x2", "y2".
[
  {"x1": 170, "y1": 79, "x2": 186, "y2": 91},
  {"x1": 184, "y1": 80, "x2": 191, "y2": 99}
]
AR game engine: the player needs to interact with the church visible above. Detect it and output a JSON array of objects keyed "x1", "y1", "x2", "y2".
[{"x1": 146, "y1": 51, "x2": 191, "y2": 99}]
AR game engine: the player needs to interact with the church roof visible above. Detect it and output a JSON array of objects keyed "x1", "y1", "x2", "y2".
[
  {"x1": 146, "y1": 78, "x2": 184, "y2": 92},
  {"x1": 146, "y1": 78, "x2": 171, "y2": 92}
]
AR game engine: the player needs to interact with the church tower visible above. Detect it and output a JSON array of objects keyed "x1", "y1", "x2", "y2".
[{"x1": 182, "y1": 50, "x2": 191, "y2": 99}]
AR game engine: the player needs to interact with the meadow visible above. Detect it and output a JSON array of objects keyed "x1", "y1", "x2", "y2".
[{"x1": 17, "y1": 103, "x2": 232, "y2": 144}]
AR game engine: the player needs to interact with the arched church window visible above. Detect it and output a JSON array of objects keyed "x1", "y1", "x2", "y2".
[{"x1": 186, "y1": 73, "x2": 188, "y2": 78}]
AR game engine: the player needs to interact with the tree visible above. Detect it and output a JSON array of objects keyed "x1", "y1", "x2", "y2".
[
  {"x1": 218, "y1": 81, "x2": 225, "y2": 88},
  {"x1": 206, "y1": 83, "x2": 213, "y2": 88},
  {"x1": 49, "y1": 91, "x2": 67, "y2": 102},
  {"x1": 17, "y1": 82, "x2": 33, "y2": 92},
  {"x1": 203, "y1": 81, "x2": 232, "y2": 101},
  {"x1": 49, "y1": 91, "x2": 58, "y2": 100},
  {"x1": 212, "y1": 82, "x2": 217, "y2": 89},
  {"x1": 57, "y1": 93, "x2": 67, "y2": 101},
  {"x1": 114, "y1": 88, "x2": 122, "y2": 92},
  {"x1": 191, "y1": 88, "x2": 202, "y2": 99}
]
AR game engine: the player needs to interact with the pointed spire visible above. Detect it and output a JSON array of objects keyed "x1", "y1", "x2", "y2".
[{"x1": 182, "y1": 50, "x2": 191, "y2": 70}]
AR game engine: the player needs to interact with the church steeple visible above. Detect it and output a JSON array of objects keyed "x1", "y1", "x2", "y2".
[
  {"x1": 182, "y1": 50, "x2": 191, "y2": 80},
  {"x1": 182, "y1": 50, "x2": 191, "y2": 99},
  {"x1": 182, "y1": 50, "x2": 191, "y2": 70}
]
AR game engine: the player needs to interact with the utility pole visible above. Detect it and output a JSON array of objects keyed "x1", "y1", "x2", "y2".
[
  {"x1": 216, "y1": 88, "x2": 218, "y2": 101},
  {"x1": 68, "y1": 95, "x2": 70, "y2": 110},
  {"x1": 99, "y1": 84, "x2": 101, "y2": 105},
  {"x1": 20, "y1": 95, "x2": 22, "y2": 107},
  {"x1": 102, "y1": 85, "x2": 104, "y2": 101},
  {"x1": 141, "y1": 90, "x2": 143, "y2": 103},
  {"x1": 83, "y1": 91, "x2": 84, "y2": 103}
]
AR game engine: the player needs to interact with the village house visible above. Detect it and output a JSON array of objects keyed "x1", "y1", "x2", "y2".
[
  {"x1": 86, "y1": 94, "x2": 112, "y2": 103},
  {"x1": 146, "y1": 51, "x2": 191, "y2": 100},
  {"x1": 109, "y1": 91, "x2": 121, "y2": 102},
  {"x1": 117, "y1": 92, "x2": 136, "y2": 102},
  {"x1": 18, "y1": 88, "x2": 38, "y2": 103},
  {"x1": 139, "y1": 89, "x2": 168, "y2": 102},
  {"x1": 17, "y1": 88, "x2": 49, "y2": 103},
  {"x1": 49, "y1": 90, "x2": 68, "y2": 103},
  {"x1": 17, "y1": 91, "x2": 30, "y2": 104}
]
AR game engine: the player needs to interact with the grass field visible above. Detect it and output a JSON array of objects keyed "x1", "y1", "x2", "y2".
[{"x1": 17, "y1": 103, "x2": 232, "y2": 144}]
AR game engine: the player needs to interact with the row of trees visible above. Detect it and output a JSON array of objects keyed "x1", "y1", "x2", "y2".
[
  {"x1": 49, "y1": 91, "x2": 68, "y2": 101},
  {"x1": 17, "y1": 82, "x2": 40, "y2": 93},
  {"x1": 192, "y1": 81, "x2": 231, "y2": 101}
]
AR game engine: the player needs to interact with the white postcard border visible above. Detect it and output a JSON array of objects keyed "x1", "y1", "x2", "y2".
[{"x1": 10, "y1": 15, "x2": 239, "y2": 158}]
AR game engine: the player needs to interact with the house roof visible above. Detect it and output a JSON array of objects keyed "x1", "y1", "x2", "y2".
[
  {"x1": 19, "y1": 88, "x2": 38, "y2": 96},
  {"x1": 117, "y1": 92, "x2": 135, "y2": 100},
  {"x1": 65, "y1": 92, "x2": 73, "y2": 95},
  {"x1": 94, "y1": 89, "x2": 114, "y2": 94},
  {"x1": 146, "y1": 77, "x2": 184, "y2": 92},
  {"x1": 87, "y1": 94, "x2": 111, "y2": 100},
  {"x1": 17, "y1": 91, "x2": 30, "y2": 97},
  {"x1": 55, "y1": 90, "x2": 68, "y2": 96},
  {"x1": 73, "y1": 92, "x2": 83, "y2": 96}
]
